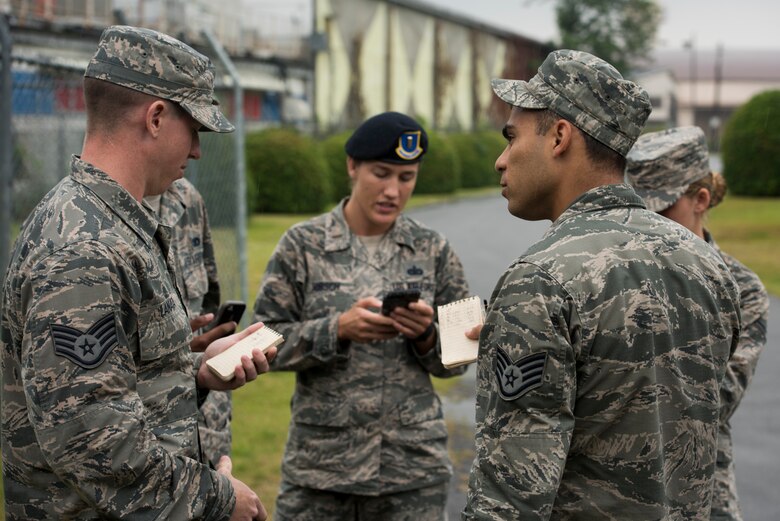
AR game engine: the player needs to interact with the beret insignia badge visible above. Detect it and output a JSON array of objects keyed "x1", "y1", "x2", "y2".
[{"x1": 395, "y1": 131, "x2": 423, "y2": 160}]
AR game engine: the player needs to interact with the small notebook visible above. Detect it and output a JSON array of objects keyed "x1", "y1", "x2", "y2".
[
  {"x1": 205, "y1": 326, "x2": 284, "y2": 381},
  {"x1": 438, "y1": 296, "x2": 484, "y2": 369}
]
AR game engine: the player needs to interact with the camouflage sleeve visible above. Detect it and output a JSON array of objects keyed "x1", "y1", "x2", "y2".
[
  {"x1": 253, "y1": 230, "x2": 348, "y2": 371},
  {"x1": 200, "y1": 202, "x2": 221, "y2": 315},
  {"x1": 465, "y1": 262, "x2": 578, "y2": 520},
  {"x1": 23, "y1": 242, "x2": 234, "y2": 519},
  {"x1": 411, "y1": 237, "x2": 470, "y2": 378},
  {"x1": 718, "y1": 268, "x2": 769, "y2": 423}
]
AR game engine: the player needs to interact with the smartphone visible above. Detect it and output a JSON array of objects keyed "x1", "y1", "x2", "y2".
[
  {"x1": 381, "y1": 289, "x2": 421, "y2": 316},
  {"x1": 207, "y1": 300, "x2": 246, "y2": 330}
]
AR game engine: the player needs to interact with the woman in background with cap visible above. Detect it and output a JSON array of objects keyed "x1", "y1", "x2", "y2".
[{"x1": 626, "y1": 126, "x2": 769, "y2": 521}]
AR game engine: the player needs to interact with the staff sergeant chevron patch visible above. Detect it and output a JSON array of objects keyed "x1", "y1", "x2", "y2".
[
  {"x1": 495, "y1": 348, "x2": 547, "y2": 401},
  {"x1": 50, "y1": 313, "x2": 119, "y2": 369}
]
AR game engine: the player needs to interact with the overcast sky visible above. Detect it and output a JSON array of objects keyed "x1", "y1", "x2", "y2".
[{"x1": 420, "y1": 0, "x2": 780, "y2": 51}]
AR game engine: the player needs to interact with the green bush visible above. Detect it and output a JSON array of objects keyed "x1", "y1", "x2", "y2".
[
  {"x1": 414, "y1": 132, "x2": 461, "y2": 194},
  {"x1": 720, "y1": 90, "x2": 780, "y2": 196},
  {"x1": 448, "y1": 131, "x2": 505, "y2": 188},
  {"x1": 246, "y1": 128, "x2": 331, "y2": 213},
  {"x1": 318, "y1": 131, "x2": 352, "y2": 203}
]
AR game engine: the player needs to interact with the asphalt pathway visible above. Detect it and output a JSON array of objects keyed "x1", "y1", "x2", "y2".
[{"x1": 408, "y1": 194, "x2": 779, "y2": 521}]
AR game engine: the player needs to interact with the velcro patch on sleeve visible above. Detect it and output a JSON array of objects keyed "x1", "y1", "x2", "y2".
[
  {"x1": 495, "y1": 347, "x2": 547, "y2": 401},
  {"x1": 50, "y1": 313, "x2": 119, "y2": 370}
]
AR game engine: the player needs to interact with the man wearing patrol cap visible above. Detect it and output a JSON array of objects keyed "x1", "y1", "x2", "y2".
[
  {"x1": 626, "y1": 126, "x2": 769, "y2": 521},
  {"x1": 1, "y1": 26, "x2": 274, "y2": 520},
  {"x1": 253, "y1": 111, "x2": 470, "y2": 520},
  {"x1": 463, "y1": 50, "x2": 741, "y2": 519}
]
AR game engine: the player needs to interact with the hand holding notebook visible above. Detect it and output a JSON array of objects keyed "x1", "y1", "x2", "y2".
[
  {"x1": 437, "y1": 296, "x2": 484, "y2": 369},
  {"x1": 205, "y1": 325, "x2": 284, "y2": 381}
]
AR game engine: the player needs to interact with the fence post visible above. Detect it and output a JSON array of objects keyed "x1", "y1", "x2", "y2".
[
  {"x1": 201, "y1": 29, "x2": 248, "y2": 325},
  {"x1": 1, "y1": 15, "x2": 13, "y2": 278}
]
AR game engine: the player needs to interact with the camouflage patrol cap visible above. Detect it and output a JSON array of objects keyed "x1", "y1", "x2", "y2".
[
  {"x1": 491, "y1": 49, "x2": 651, "y2": 156},
  {"x1": 85, "y1": 25, "x2": 234, "y2": 133},
  {"x1": 345, "y1": 112, "x2": 428, "y2": 164},
  {"x1": 625, "y1": 126, "x2": 710, "y2": 212}
]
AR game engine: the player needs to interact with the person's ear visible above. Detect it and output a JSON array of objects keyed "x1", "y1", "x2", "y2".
[
  {"x1": 551, "y1": 119, "x2": 573, "y2": 157},
  {"x1": 346, "y1": 156, "x2": 358, "y2": 181},
  {"x1": 145, "y1": 100, "x2": 167, "y2": 138},
  {"x1": 693, "y1": 187, "x2": 711, "y2": 214}
]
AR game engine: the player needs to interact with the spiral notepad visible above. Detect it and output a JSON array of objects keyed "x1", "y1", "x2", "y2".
[
  {"x1": 205, "y1": 326, "x2": 284, "y2": 381},
  {"x1": 437, "y1": 296, "x2": 484, "y2": 369}
]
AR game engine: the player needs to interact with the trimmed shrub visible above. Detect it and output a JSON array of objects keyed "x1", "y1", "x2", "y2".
[
  {"x1": 246, "y1": 128, "x2": 331, "y2": 213},
  {"x1": 318, "y1": 131, "x2": 353, "y2": 203},
  {"x1": 720, "y1": 90, "x2": 780, "y2": 196},
  {"x1": 449, "y1": 131, "x2": 505, "y2": 188},
  {"x1": 414, "y1": 132, "x2": 461, "y2": 194}
]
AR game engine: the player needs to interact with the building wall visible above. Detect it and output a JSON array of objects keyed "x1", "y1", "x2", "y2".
[
  {"x1": 649, "y1": 48, "x2": 780, "y2": 146},
  {"x1": 634, "y1": 70, "x2": 676, "y2": 129},
  {"x1": 314, "y1": 0, "x2": 545, "y2": 132}
]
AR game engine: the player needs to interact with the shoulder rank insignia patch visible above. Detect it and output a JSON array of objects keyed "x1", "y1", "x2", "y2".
[
  {"x1": 395, "y1": 131, "x2": 423, "y2": 160},
  {"x1": 50, "y1": 313, "x2": 118, "y2": 370},
  {"x1": 495, "y1": 347, "x2": 547, "y2": 401}
]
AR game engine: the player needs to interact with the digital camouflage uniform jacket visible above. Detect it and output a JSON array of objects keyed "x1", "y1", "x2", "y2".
[
  {"x1": 0, "y1": 157, "x2": 234, "y2": 519},
  {"x1": 253, "y1": 200, "x2": 469, "y2": 495},
  {"x1": 157, "y1": 178, "x2": 220, "y2": 317},
  {"x1": 464, "y1": 184, "x2": 741, "y2": 521},
  {"x1": 707, "y1": 232, "x2": 769, "y2": 521},
  {"x1": 156, "y1": 178, "x2": 232, "y2": 469}
]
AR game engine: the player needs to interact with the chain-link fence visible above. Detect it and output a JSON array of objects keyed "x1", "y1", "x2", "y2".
[{"x1": 1, "y1": 31, "x2": 244, "y2": 310}]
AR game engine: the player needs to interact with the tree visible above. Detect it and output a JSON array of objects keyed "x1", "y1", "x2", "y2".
[
  {"x1": 720, "y1": 90, "x2": 780, "y2": 196},
  {"x1": 555, "y1": 0, "x2": 661, "y2": 73}
]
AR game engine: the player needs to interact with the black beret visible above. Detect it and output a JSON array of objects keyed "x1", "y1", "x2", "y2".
[{"x1": 345, "y1": 112, "x2": 428, "y2": 164}]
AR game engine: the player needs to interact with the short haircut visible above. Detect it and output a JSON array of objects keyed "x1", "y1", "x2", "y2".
[
  {"x1": 533, "y1": 109, "x2": 626, "y2": 172},
  {"x1": 83, "y1": 77, "x2": 155, "y2": 133}
]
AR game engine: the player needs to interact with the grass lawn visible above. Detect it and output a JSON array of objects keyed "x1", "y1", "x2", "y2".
[{"x1": 707, "y1": 196, "x2": 780, "y2": 297}]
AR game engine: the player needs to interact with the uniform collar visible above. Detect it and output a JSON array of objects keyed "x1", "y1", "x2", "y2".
[
  {"x1": 69, "y1": 155, "x2": 159, "y2": 248},
  {"x1": 554, "y1": 183, "x2": 646, "y2": 225},
  {"x1": 323, "y1": 198, "x2": 417, "y2": 253}
]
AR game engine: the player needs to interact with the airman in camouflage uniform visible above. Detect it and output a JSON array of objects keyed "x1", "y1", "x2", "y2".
[
  {"x1": 150, "y1": 178, "x2": 221, "y2": 315},
  {"x1": 253, "y1": 112, "x2": 471, "y2": 520},
  {"x1": 463, "y1": 50, "x2": 742, "y2": 520},
  {"x1": 626, "y1": 127, "x2": 769, "y2": 521},
  {"x1": 146, "y1": 177, "x2": 234, "y2": 469},
  {"x1": 1, "y1": 25, "x2": 271, "y2": 519}
]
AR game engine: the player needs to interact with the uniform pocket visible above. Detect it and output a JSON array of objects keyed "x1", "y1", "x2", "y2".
[
  {"x1": 180, "y1": 260, "x2": 208, "y2": 302},
  {"x1": 136, "y1": 296, "x2": 198, "y2": 456},
  {"x1": 137, "y1": 295, "x2": 190, "y2": 362},
  {"x1": 292, "y1": 394, "x2": 352, "y2": 427},
  {"x1": 398, "y1": 392, "x2": 443, "y2": 426}
]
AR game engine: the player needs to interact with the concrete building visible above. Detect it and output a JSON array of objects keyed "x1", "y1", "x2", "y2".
[
  {"x1": 314, "y1": 0, "x2": 550, "y2": 132},
  {"x1": 639, "y1": 47, "x2": 780, "y2": 148},
  {"x1": 2, "y1": 0, "x2": 314, "y2": 130}
]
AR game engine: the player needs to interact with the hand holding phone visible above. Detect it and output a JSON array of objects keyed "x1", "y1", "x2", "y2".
[
  {"x1": 206, "y1": 300, "x2": 246, "y2": 331},
  {"x1": 381, "y1": 289, "x2": 421, "y2": 316}
]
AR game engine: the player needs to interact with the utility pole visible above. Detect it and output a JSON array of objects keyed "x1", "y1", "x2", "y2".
[
  {"x1": 711, "y1": 43, "x2": 724, "y2": 151},
  {"x1": 683, "y1": 36, "x2": 697, "y2": 126},
  {"x1": 1, "y1": 14, "x2": 12, "y2": 278}
]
